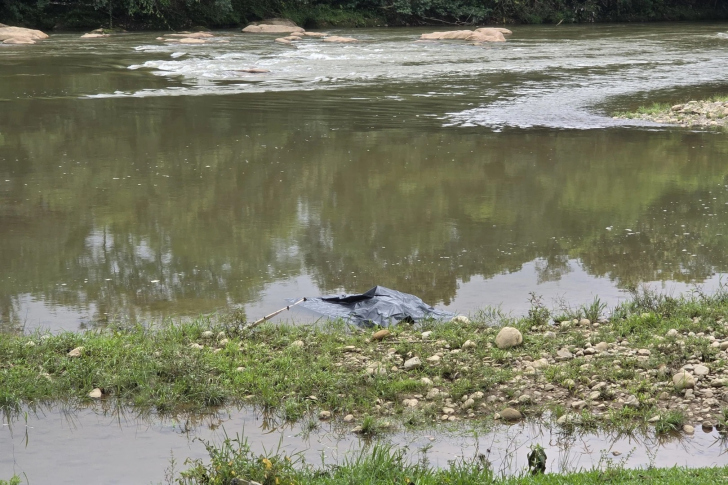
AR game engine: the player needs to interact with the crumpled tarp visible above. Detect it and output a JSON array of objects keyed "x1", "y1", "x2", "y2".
[{"x1": 300, "y1": 286, "x2": 454, "y2": 327}]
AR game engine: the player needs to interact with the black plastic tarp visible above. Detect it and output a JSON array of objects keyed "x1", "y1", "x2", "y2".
[{"x1": 299, "y1": 286, "x2": 453, "y2": 327}]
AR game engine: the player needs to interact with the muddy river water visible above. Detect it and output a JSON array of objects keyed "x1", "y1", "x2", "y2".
[
  {"x1": 2, "y1": 24, "x2": 728, "y2": 332},
  {"x1": 2, "y1": 22, "x2": 728, "y2": 482}
]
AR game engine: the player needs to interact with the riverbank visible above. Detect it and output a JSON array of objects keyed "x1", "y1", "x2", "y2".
[
  {"x1": 3, "y1": 288, "x2": 728, "y2": 437},
  {"x1": 2, "y1": 0, "x2": 727, "y2": 31},
  {"x1": 178, "y1": 438, "x2": 728, "y2": 484},
  {"x1": 615, "y1": 96, "x2": 728, "y2": 129}
]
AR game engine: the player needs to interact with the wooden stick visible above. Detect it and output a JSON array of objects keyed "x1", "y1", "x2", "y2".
[{"x1": 247, "y1": 298, "x2": 306, "y2": 330}]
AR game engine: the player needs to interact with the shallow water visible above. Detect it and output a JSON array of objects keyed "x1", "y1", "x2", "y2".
[
  {"x1": 1, "y1": 405, "x2": 726, "y2": 483},
  {"x1": 2, "y1": 25, "x2": 728, "y2": 332}
]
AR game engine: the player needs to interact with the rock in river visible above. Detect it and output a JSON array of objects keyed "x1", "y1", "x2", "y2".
[{"x1": 0, "y1": 26, "x2": 49, "y2": 45}]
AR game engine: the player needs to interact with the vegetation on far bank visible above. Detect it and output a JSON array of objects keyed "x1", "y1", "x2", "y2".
[
  {"x1": 4, "y1": 287, "x2": 728, "y2": 439},
  {"x1": 177, "y1": 436, "x2": 728, "y2": 484},
  {"x1": 1, "y1": 0, "x2": 727, "y2": 31},
  {"x1": 615, "y1": 95, "x2": 728, "y2": 129}
]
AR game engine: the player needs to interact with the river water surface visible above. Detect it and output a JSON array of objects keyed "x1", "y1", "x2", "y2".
[{"x1": 2, "y1": 24, "x2": 728, "y2": 332}]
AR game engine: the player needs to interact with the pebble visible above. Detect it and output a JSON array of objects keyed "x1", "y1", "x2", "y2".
[
  {"x1": 67, "y1": 346, "x2": 84, "y2": 357},
  {"x1": 372, "y1": 329, "x2": 390, "y2": 341},
  {"x1": 693, "y1": 364, "x2": 709, "y2": 376},
  {"x1": 499, "y1": 408, "x2": 522, "y2": 421},
  {"x1": 403, "y1": 357, "x2": 422, "y2": 370},
  {"x1": 673, "y1": 370, "x2": 696, "y2": 390}
]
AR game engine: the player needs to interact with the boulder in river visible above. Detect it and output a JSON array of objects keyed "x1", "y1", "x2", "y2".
[
  {"x1": 304, "y1": 32, "x2": 328, "y2": 38},
  {"x1": 80, "y1": 33, "x2": 110, "y2": 38},
  {"x1": 0, "y1": 26, "x2": 49, "y2": 45},
  {"x1": 243, "y1": 19, "x2": 304, "y2": 34},
  {"x1": 166, "y1": 32, "x2": 213, "y2": 38},
  {"x1": 420, "y1": 29, "x2": 506, "y2": 43},
  {"x1": 476, "y1": 27, "x2": 512, "y2": 35}
]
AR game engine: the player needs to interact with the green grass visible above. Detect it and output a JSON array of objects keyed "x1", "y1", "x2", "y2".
[
  {"x1": 175, "y1": 433, "x2": 728, "y2": 484},
  {"x1": 3, "y1": 286, "x2": 728, "y2": 434}
]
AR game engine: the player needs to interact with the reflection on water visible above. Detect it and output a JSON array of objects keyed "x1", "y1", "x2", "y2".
[
  {"x1": 1, "y1": 405, "x2": 726, "y2": 484},
  {"x1": 1, "y1": 25, "x2": 728, "y2": 332}
]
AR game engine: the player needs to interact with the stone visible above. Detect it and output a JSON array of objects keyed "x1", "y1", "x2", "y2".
[
  {"x1": 673, "y1": 370, "x2": 696, "y2": 390},
  {"x1": 555, "y1": 348, "x2": 573, "y2": 361},
  {"x1": 588, "y1": 391, "x2": 601, "y2": 400},
  {"x1": 343, "y1": 414, "x2": 354, "y2": 422},
  {"x1": 426, "y1": 388, "x2": 440, "y2": 399},
  {"x1": 624, "y1": 395, "x2": 640, "y2": 408},
  {"x1": 544, "y1": 331, "x2": 556, "y2": 339},
  {"x1": 683, "y1": 424, "x2": 695, "y2": 434},
  {"x1": 495, "y1": 327, "x2": 523, "y2": 349},
  {"x1": 290, "y1": 340, "x2": 305, "y2": 348},
  {"x1": 81, "y1": 33, "x2": 109, "y2": 38},
  {"x1": 637, "y1": 349, "x2": 651, "y2": 356},
  {"x1": 462, "y1": 339, "x2": 476, "y2": 350},
  {"x1": 319, "y1": 410, "x2": 331, "y2": 420},
  {"x1": 426, "y1": 355, "x2": 441, "y2": 363},
  {"x1": 693, "y1": 364, "x2": 709, "y2": 376},
  {"x1": 499, "y1": 408, "x2": 522, "y2": 421},
  {"x1": 421, "y1": 29, "x2": 505, "y2": 43},
  {"x1": 179, "y1": 38, "x2": 207, "y2": 44},
  {"x1": 166, "y1": 32, "x2": 213, "y2": 38},
  {"x1": 720, "y1": 342, "x2": 728, "y2": 350},
  {"x1": 563, "y1": 379, "x2": 576, "y2": 388},
  {"x1": 403, "y1": 398, "x2": 419, "y2": 407},
  {"x1": 0, "y1": 26, "x2": 48, "y2": 44},
  {"x1": 242, "y1": 21, "x2": 304, "y2": 34},
  {"x1": 579, "y1": 318, "x2": 591, "y2": 326},
  {"x1": 201, "y1": 331, "x2": 214, "y2": 338},
  {"x1": 658, "y1": 391, "x2": 670, "y2": 400},
  {"x1": 275, "y1": 38, "x2": 292, "y2": 45},
  {"x1": 571, "y1": 400, "x2": 587, "y2": 410},
  {"x1": 648, "y1": 415, "x2": 660, "y2": 423},
  {"x1": 323, "y1": 36, "x2": 358, "y2": 43},
  {"x1": 236, "y1": 366, "x2": 245, "y2": 372},
  {"x1": 471, "y1": 391, "x2": 484, "y2": 400},
  {"x1": 403, "y1": 357, "x2": 422, "y2": 370},
  {"x1": 462, "y1": 398, "x2": 475, "y2": 410},
  {"x1": 88, "y1": 388, "x2": 102, "y2": 399},
  {"x1": 25, "y1": 341, "x2": 36, "y2": 347},
  {"x1": 451, "y1": 315, "x2": 471, "y2": 324},
  {"x1": 304, "y1": 32, "x2": 328, "y2": 38},
  {"x1": 68, "y1": 346, "x2": 84, "y2": 357},
  {"x1": 372, "y1": 329, "x2": 390, "y2": 341},
  {"x1": 532, "y1": 358, "x2": 549, "y2": 369},
  {"x1": 442, "y1": 407, "x2": 455, "y2": 415},
  {"x1": 421, "y1": 331, "x2": 433, "y2": 339},
  {"x1": 666, "y1": 329, "x2": 679, "y2": 337},
  {"x1": 421, "y1": 377, "x2": 434, "y2": 386},
  {"x1": 218, "y1": 338, "x2": 229, "y2": 346},
  {"x1": 189, "y1": 343, "x2": 204, "y2": 350}
]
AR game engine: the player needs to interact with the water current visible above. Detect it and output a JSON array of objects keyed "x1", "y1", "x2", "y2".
[{"x1": 1, "y1": 24, "x2": 728, "y2": 332}]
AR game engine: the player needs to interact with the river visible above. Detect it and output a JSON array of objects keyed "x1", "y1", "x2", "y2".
[{"x1": 1, "y1": 23, "x2": 728, "y2": 332}]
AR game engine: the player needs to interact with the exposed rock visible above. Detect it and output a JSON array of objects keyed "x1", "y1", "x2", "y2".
[
  {"x1": 166, "y1": 32, "x2": 213, "y2": 38},
  {"x1": 403, "y1": 356, "x2": 422, "y2": 370},
  {"x1": 81, "y1": 33, "x2": 110, "y2": 38},
  {"x1": 673, "y1": 370, "x2": 696, "y2": 390},
  {"x1": 275, "y1": 38, "x2": 292, "y2": 45},
  {"x1": 426, "y1": 388, "x2": 440, "y2": 399},
  {"x1": 242, "y1": 20, "x2": 304, "y2": 34},
  {"x1": 421, "y1": 331, "x2": 433, "y2": 339},
  {"x1": 451, "y1": 315, "x2": 471, "y2": 324},
  {"x1": 421, "y1": 377, "x2": 434, "y2": 386},
  {"x1": 594, "y1": 342, "x2": 609, "y2": 352},
  {"x1": 68, "y1": 346, "x2": 84, "y2": 357},
  {"x1": 637, "y1": 348, "x2": 651, "y2": 356},
  {"x1": 693, "y1": 364, "x2": 709, "y2": 376},
  {"x1": 372, "y1": 329, "x2": 390, "y2": 341},
  {"x1": 421, "y1": 30, "x2": 472, "y2": 40},
  {"x1": 532, "y1": 358, "x2": 549, "y2": 369},
  {"x1": 624, "y1": 395, "x2": 640, "y2": 408},
  {"x1": 555, "y1": 348, "x2": 573, "y2": 361},
  {"x1": 495, "y1": 327, "x2": 523, "y2": 349},
  {"x1": 179, "y1": 38, "x2": 207, "y2": 44},
  {"x1": 343, "y1": 414, "x2": 354, "y2": 422},
  {"x1": 403, "y1": 398, "x2": 419, "y2": 407},
  {"x1": 579, "y1": 318, "x2": 591, "y2": 326},
  {"x1": 571, "y1": 400, "x2": 587, "y2": 410},
  {"x1": 88, "y1": 388, "x2": 102, "y2": 399},
  {"x1": 462, "y1": 398, "x2": 475, "y2": 409},
  {"x1": 666, "y1": 329, "x2": 679, "y2": 337},
  {"x1": 462, "y1": 339, "x2": 476, "y2": 350},
  {"x1": 323, "y1": 36, "x2": 358, "y2": 43},
  {"x1": 499, "y1": 407, "x2": 522, "y2": 421},
  {"x1": 0, "y1": 26, "x2": 49, "y2": 45},
  {"x1": 319, "y1": 410, "x2": 331, "y2": 420},
  {"x1": 426, "y1": 355, "x2": 441, "y2": 363},
  {"x1": 683, "y1": 424, "x2": 695, "y2": 434},
  {"x1": 304, "y1": 32, "x2": 328, "y2": 38}
]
